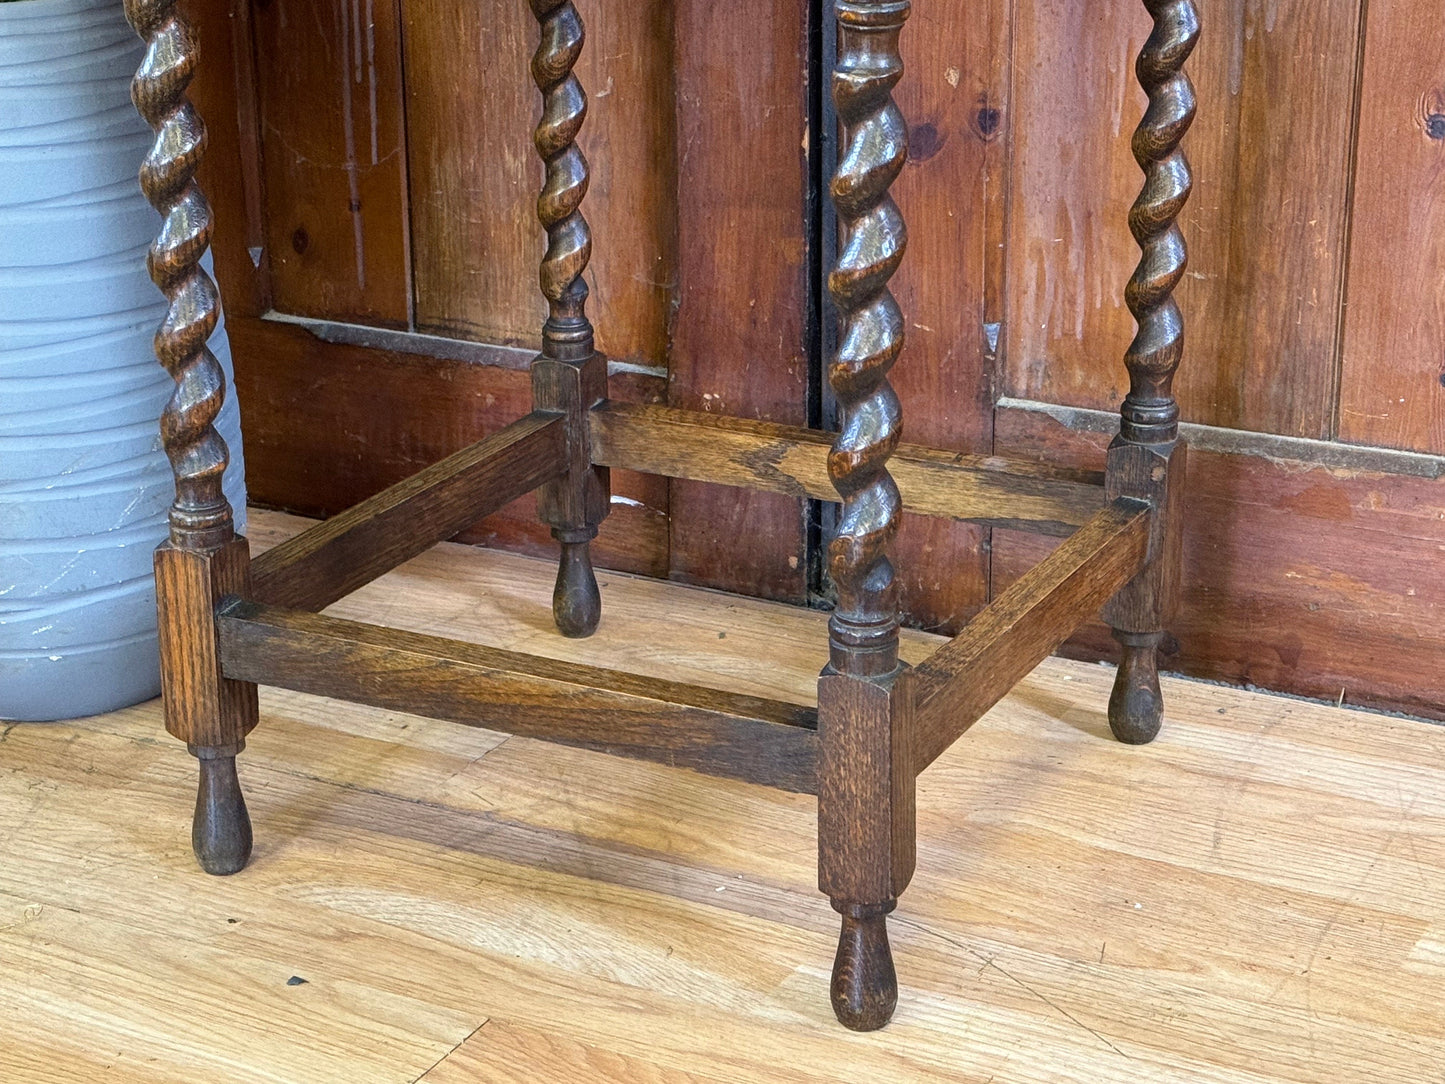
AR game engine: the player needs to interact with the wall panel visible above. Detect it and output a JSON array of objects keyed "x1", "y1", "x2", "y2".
[
  {"x1": 1338, "y1": 0, "x2": 1445, "y2": 454},
  {"x1": 251, "y1": 0, "x2": 412, "y2": 326},
  {"x1": 665, "y1": 0, "x2": 813, "y2": 601},
  {"x1": 1005, "y1": 0, "x2": 1362, "y2": 439},
  {"x1": 401, "y1": 0, "x2": 677, "y2": 366},
  {"x1": 886, "y1": 0, "x2": 1013, "y2": 630}
]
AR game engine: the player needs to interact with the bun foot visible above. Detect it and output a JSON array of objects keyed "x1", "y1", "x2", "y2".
[
  {"x1": 552, "y1": 529, "x2": 601, "y2": 638},
  {"x1": 1109, "y1": 630, "x2": 1165, "y2": 745},
  {"x1": 830, "y1": 899, "x2": 898, "y2": 1031},
  {"x1": 191, "y1": 746, "x2": 252, "y2": 875}
]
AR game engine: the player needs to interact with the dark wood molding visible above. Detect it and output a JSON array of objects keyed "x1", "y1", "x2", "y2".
[
  {"x1": 261, "y1": 312, "x2": 668, "y2": 379},
  {"x1": 999, "y1": 397, "x2": 1445, "y2": 480}
]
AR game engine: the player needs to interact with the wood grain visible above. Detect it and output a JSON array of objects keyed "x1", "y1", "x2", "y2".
[
  {"x1": 591, "y1": 402, "x2": 1107, "y2": 534},
  {"x1": 250, "y1": 413, "x2": 565, "y2": 612},
  {"x1": 817, "y1": 669, "x2": 916, "y2": 903},
  {"x1": 153, "y1": 539, "x2": 260, "y2": 750},
  {"x1": 913, "y1": 498, "x2": 1150, "y2": 769},
  {"x1": 185, "y1": 0, "x2": 268, "y2": 319},
  {"x1": 815, "y1": 663, "x2": 916, "y2": 1030},
  {"x1": 1100, "y1": 441, "x2": 1186, "y2": 634},
  {"x1": 884, "y1": 0, "x2": 1009, "y2": 634},
  {"x1": 418, "y1": 1020, "x2": 722, "y2": 1084},
  {"x1": 250, "y1": 0, "x2": 411, "y2": 326},
  {"x1": 666, "y1": 0, "x2": 811, "y2": 601},
  {"x1": 217, "y1": 601, "x2": 819, "y2": 793},
  {"x1": 1005, "y1": 0, "x2": 1363, "y2": 438},
  {"x1": 1337, "y1": 0, "x2": 1445, "y2": 453},
  {"x1": 5, "y1": 506, "x2": 1445, "y2": 1081},
  {"x1": 400, "y1": 0, "x2": 676, "y2": 366}
]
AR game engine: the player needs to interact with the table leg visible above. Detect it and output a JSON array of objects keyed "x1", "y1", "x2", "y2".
[
  {"x1": 126, "y1": 0, "x2": 258, "y2": 874},
  {"x1": 817, "y1": 0, "x2": 914, "y2": 1031},
  {"x1": 1103, "y1": 0, "x2": 1199, "y2": 744},
  {"x1": 529, "y1": 0, "x2": 610, "y2": 637}
]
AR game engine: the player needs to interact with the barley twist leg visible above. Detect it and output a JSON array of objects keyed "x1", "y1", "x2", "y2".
[
  {"x1": 1105, "y1": 0, "x2": 1199, "y2": 744},
  {"x1": 817, "y1": 0, "x2": 915, "y2": 1032},
  {"x1": 530, "y1": 0, "x2": 609, "y2": 637},
  {"x1": 126, "y1": 0, "x2": 258, "y2": 873}
]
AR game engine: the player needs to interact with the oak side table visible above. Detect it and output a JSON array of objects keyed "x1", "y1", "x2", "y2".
[{"x1": 124, "y1": 0, "x2": 1197, "y2": 1030}]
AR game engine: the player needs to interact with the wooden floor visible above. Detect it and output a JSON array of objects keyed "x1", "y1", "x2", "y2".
[{"x1": 3, "y1": 509, "x2": 1443, "y2": 1083}]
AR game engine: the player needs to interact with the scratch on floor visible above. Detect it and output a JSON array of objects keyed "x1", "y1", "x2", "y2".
[
  {"x1": 1395, "y1": 782, "x2": 1430, "y2": 892},
  {"x1": 1266, "y1": 809, "x2": 1404, "y2": 1011},
  {"x1": 413, "y1": 1019, "x2": 489, "y2": 1083},
  {"x1": 1212, "y1": 712, "x2": 1284, "y2": 855},
  {"x1": 897, "y1": 916, "x2": 1130, "y2": 1060},
  {"x1": 977, "y1": 953, "x2": 1132, "y2": 1061},
  {"x1": 436, "y1": 736, "x2": 513, "y2": 795}
]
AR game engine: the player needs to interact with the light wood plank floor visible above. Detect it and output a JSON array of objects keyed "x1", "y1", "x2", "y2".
[{"x1": 3, "y1": 509, "x2": 1443, "y2": 1083}]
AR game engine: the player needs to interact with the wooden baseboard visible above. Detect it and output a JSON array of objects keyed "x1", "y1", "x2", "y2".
[
  {"x1": 993, "y1": 399, "x2": 1445, "y2": 722},
  {"x1": 228, "y1": 315, "x2": 671, "y2": 579}
]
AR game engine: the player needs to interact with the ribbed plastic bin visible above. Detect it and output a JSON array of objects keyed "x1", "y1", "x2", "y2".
[{"x1": 0, "y1": 0, "x2": 246, "y2": 721}]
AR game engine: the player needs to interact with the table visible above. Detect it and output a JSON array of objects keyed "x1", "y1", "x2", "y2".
[{"x1": 124, "y1": 0, "x2": 1198, "y2": 1031}]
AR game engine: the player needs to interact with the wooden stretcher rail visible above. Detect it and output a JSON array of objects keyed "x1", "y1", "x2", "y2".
[
  {"x1": 910, "y1": 498, "x2": 1152, "y2": 771},
  {"x1": 250, "y1": 412, "x2": 566, "y2": 612},
  {"x1": 216, "y1": 601, "x2": 821, "y2": 793},
  {"x1": 590, "y1": 401, "x2": 1107, "y2": 535}
]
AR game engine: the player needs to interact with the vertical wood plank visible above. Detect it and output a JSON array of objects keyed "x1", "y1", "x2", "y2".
[
  {"x1": 888, "y1": 0, "x2": 1011, "y2": 632},
  {"x1": 250, "y1": 0, "x2": 411, "y2": 326},
  {"x1": 1005, "y1": 0, "x2": 1362, "y2": 439},
  {"x1": 1337, "y1": 0, "x2": 1445, "y2": 454},
  {"x1": 401, "y1": 0, "x2": 677, "y2": 367},
  {"x1": 185, "y1": 0, "x2": 269, "y2": 319},
  {"x1": 402, "y1": 0, "x2": 528, "y2": 344},
  {"x1": 666, "y1": 0, "x2": 813, "y2": 600}
]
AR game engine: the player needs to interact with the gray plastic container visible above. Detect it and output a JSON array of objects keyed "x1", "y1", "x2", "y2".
[{"x1": 1, "y1": 0, "x2": 247, "y2": 721}]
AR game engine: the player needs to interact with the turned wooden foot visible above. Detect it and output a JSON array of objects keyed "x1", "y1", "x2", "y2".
[
  {"x1": 830, "y1": 899, "x2": 898, "y2": 1031},
  {"x1": 1109, "y1": 630, "x2": 1165, "y2": 744},
  {"x1": 190, "y1": 744, "x2": 252, "y2": 875},
  {"x1": 552, "y1": 528, "x2": 601, "y2": 638}
]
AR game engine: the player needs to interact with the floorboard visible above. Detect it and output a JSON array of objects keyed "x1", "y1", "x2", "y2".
[{"x1": 2, "y1": 508, "x2": 1443, "y2": 1082}]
